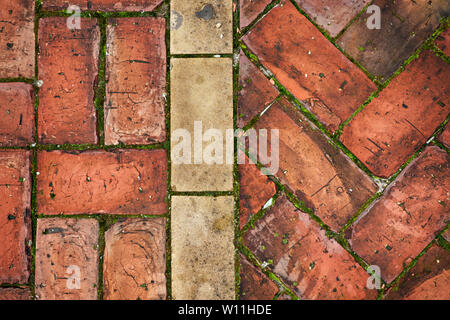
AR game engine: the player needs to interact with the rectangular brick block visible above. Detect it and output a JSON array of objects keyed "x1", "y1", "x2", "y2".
[
  {"x1": 171, "y1": 196, "x2": 235, "y2": 300},
  {"x1": 350, "y1": 146, "x2": 449, "y2": 283},
  {"x1": 37, "y1": 149, "x2": 167, "y2": 215},
  {"x1": 0, "y1": 0, "x2": 34, "y2": 78},
  {"x1": 240, "y1": 0, "x2": 272, "y2": 28},
  {"x1": 42, "y1": 0, "x2": 163, "y2": 11},
  {"x1": 0, "y1": 150, "x2": 31, "y2": 284},
  {"x1": 35, "y1": 218, "x2": 99, "y2": 300},
  {"x1": 0, "y1": 287, "x2": 31, "y2": 300},
  {"x1": 341, "y1": 51, "x2": 449, "y2": 178},
  {"x1": 338, "y1": 0, "x2": 450, "y2": 80},
  {"x1": 294, "y1": 0, "x2": 370, "y2": 37},
  {"x1": 38, "y1": 17, "x2": 99, "y2": 145},
  {"x1": 105, "y1": 17, "x2": 166, "y2": 145},
  {"x1": 244, "y1": 195, "x2": 377, "y2": 299},
  {"x1": 254, "y1": 98, "x2": 377, "y2": 231},
  {"x1": 239, "y1": 254, "x2": 278, "y2": 300},
  {"x1": 170, "y1": 58, "x2": 233, "y2": 192},
  {"x1": 170, "y1": 0, "x2": 233, "y2": 54},
  {"x1": 238, "y1": 51, "x2": 278, "y2": 128},
  {"x1": 243, "y1": 1, "x2": 377, "y2": 132},
  {"x1": 103, "y1": 218, "x2": 166, "y2": 300},
  {"x1": 0, "y1": 83, "x2": 35, "y2": 147}
]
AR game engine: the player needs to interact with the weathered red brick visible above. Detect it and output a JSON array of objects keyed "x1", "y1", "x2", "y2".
[
  {"x1": 103, "y1": 218, "x2": 166, "y2": 300},
  {"x1": 42, "y1": 0, "x2": 163, "y2": 11},
  {"x1": 105, "y1": 17, "x2": 166, "y2": 145},
  {"x1": 244, "y1": 195, "x2": 377, "y2": 299},
  {"x1": 0, "y1": 83, "x2": 34, "y2": 147},
  {"x1": 38, "y1": 17, "x2": 99, "y2": 145},
  {"x1": 0, "y1": 287, "x2": 31, "y2": 300},
  {"x1": 240, "y1": 0, "x2": 272, "y2": 28},
  {"x1": 243, "y1": 1, "x2": 377, "y2": 132},
  {"x1": 385, "y1": 243, "x2": 450, "y2": 300},
  {"x1": 442, "y1": 229, "x2": 450, "y2": 242},
  {"x1": 37, "y1": 149, "x2": 167, "y2": 215},
  {"x1": 339, "y1": 0, "x2": 449, "y2": 80},
  {"x1": 239, "y1": 154, "x2": 276, "y2": 228},
  {"x1": 35, "y1": 218, "x2": 99, "y2": 300},
  {"x1": 350, "y1": 146, "x2": 449, "y2": 284},
  {"x1": 0, "y1": 150, "x2": 31, "y2": 284},
  {"x1": 294, "y1": 0, "x2": 370, "y2": 37},
  {"x1": 239, "y1": 254, "x2": 278, "y2": 300},
  {"x1": 437, "y1": 124, "x2": 449, "y2": 149},
  {"x1": 341, "y1": 51, "x2": 449, "y2": 178},
  {"x1": 436, "y1": 28, "x2": 450, "y2": 57},
  {"x1": 238, "y1": 51, "x2": 278, "y2": 128},
  {"x1": 0, "y1": 0, "x2": 34, "y2": 78},
  {"x1": 253, "y1": 98, "x2": 377, "y2": 231}
]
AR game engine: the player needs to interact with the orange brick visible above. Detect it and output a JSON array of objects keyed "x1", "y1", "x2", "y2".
[{"x1": 239, "y1": 254, "x2": 278, "y2": 300}]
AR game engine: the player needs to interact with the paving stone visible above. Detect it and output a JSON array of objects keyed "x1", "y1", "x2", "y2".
[
  {"x1": 42, "y1": 0, "x2": 164, "y2": 11},
  {"x1": 341, "y1": 51, "x2": 449, "y2": 178},
  {"x1": 240, "y1": 0, "x2": 272, "y2": 28},
  {"x1": 239, "y1": 154, "x2": 276, "y2": 228},
  {"x1": 170, "y1": 58, "x2": 233, "y2": 192},
  {"x1": 384, "y1": 243, "x2": 450, "y2": 300},
  {"x1": 170, "y1": 0, "x2": 233, "y2": 54},
  {"x1": 105, "y1": 17, "x2": 166, "y2": 145},
  {"x1": 38, "y1": 17, "x2": 99, "y2": 145},
  {"x1": 254, "y1": 98, "x2": 378, "y2": 231},
  {"x1": 244, "y1": 195, "x2": 377, "y2": 299},
  {"x1": 349, "y1": 146, "x2": 449, "y2": 284},
  {"x1": 0, "y1": 0, "x2": 34, "y2": 78},
  {"x1": 239, "y1": 254, "x2": 278, "y2": 300},
  {"x1": 0, "y1": 150, "x2": 31, "y2": 284},
  {"x1": 171, "y1": 196, "x2": 235, "y2": 300},
  {"x1": 0, "y1": 83, "x2": 35, "y2": 147},
  {"x1": 338, "y1": 0, "x2": 450, "y2": 80},
  {"x1": 436, "y1": 28, "x2": 450, "y2": 56},
  {"x1": 442, "y1": 229, "x2": 450, "y2": 242},
  {"x1": 103, "y1": 218, "x2": 166, "y2": 300},
  {"x1": 294, "y1": 0, "x2": 371, "y2": 37},
  {"x1": 243, "y1": 1, "x2": 377, "y2": 132},
  {"x1": 0, "y1": 287, "x2": 31, "y2": 300},
  {"x1": 35, "y1": 218, "x2": 99, "y2": 300},
  {"x1": 437, "y1": 124, "x2": 450, "y2": 149},
  {"x1": 237, "y1": 51, "x2": 278, "y2": 128},
  {"x1": 36, "y1": 149, "x2": 167, "y2": 215}
]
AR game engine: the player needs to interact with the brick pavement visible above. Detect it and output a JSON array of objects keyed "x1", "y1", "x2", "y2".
[{"x1": 0, "y1": 0, "x2": 448, "y2": 301}]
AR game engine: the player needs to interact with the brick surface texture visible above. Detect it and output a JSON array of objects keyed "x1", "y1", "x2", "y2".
[{"x1": 43, "y1": 0, "x2": 164, "y2": 11}]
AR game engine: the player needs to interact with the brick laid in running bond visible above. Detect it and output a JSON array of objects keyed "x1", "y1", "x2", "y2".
[
  {"x1": 349, "y1": 146, "x2": 449, "y2": 284},
  {"x1": 105, "y1": 17, "x2": 166, "y2": 145},
  {"x1": 42, "y1": 0, "x2": 164, "y2": 11},
  {"x1": 37, "y1": 149, "x2": 167, "y2": 215},
  {"x1": 0, "y1": 150, "x2": 31, "y2": 284},
  {"x1": 38, "y1": 17, "x2": 99, "y2": 145},
  {"x1": 0, "y1": 83, "x2": 35, "y2": 147}
]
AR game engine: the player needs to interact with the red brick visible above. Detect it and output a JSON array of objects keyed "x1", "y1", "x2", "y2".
[
  {"x1": 0, "y1": 150, "x2": 31, "y2": 284},
  {"x1": 437, "y1": 124, "x2": 449, "y2": 149},
  {"x1": 341, "y1": 51, "x2": 449, "y2": 178},
  {"x1": 239, "y1": 155, "x2": 276, "y2": 228},
  {"x1": 35, "y1": 218, "x2": 99, "y2": 300},
  {"x1": 238, "y1": 51, "x2": 278, "y2": 128},
  {"x1": 105, "y1": 17, "x2": 166, "y2": 145},
  {"x1": 294, "y1": 0, "x2": 370, "y2": 37},
  {"x1": 442, "y1": 229, "x2": 450, "y2": 243},
  {"x1": 244, "y1": 195, "x2": 377, "y2": 299},
  {"x1": 253, "y1": 98, "x2": 377, "y2": 231},
  {"x1": 385, "y1": 243, "x2": 450, "y2": 300},
  {"x1": 103, "y1": 218, "x2": 166, "y2": 300},
  {"x1": 436, "y1": 28, "x2": 450, "y2": 57},
  {"x1": 42, "y1": 0, "x2": 163, "y2": 11},
  {"x1": 0, "y1": 0, "x2": 34, "y2": 78},
  {"x1": 349, "y1": 146, "x2": 449, "y2": 284},
  {"x1": 37, "y1": 149, "x2": 167, "y2": 215},
  {"x1": 0, "y1": 83, "x2": 34, "y2": 147},
  {"x1": 0, "y1": 287, "x2": 31, "y2": 300},
  {"x1": 240, "y1": 0, "x2": 272, "y2": 28},
  {"x1": 239, "y1": 254, "x2": 278, "y2": 300},
  {"x1": 338, "y1": 0, "x2": 449, "y2": 80},
  {"x1": 243, "y1": 1, "x2": 377, "y2": 132},
  {"x1": 38, "y1": 17, "x2": 99, "y2": 145}
]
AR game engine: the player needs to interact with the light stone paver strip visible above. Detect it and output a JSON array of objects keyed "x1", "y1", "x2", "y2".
[{"x1": 171, "y1": 196, "x2": 235, "y2": 300}]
